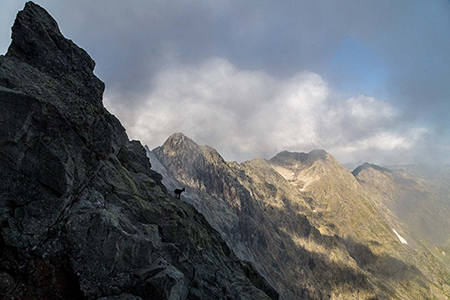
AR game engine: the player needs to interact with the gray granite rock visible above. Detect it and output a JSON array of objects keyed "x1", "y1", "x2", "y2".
[{"x1": 0, "y1": 2, "x2": 278, "y2": 299}]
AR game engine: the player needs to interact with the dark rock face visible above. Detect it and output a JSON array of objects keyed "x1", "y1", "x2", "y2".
[
  {"x1": 0, "y1": 2, "x2": 277, "y2": 300},
  {"x1": 6, "y1": 1, "x2": 104, "y2": 106}
]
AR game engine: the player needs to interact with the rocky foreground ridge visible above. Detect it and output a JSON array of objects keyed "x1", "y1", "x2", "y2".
[
  {"x1": 0, "y1": 3, "x2": 278, "y2": 299},
  {"x1": 151, "y1": 133, "x2": 450, "y2": 300}
]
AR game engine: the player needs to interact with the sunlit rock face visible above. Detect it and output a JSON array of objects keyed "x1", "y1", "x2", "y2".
[
  {"x1": 353, "y1": 163, "x2": 450, "y2": 246},
  {"x1": 152, "y1": 133, "x2": 450, "y2": 300},
  {"x1": 353, "y1": 163, "x2": 450, "y2": 270},
  {"x1": 0, "y1": 3, "x2": 278, "y2": 299}
]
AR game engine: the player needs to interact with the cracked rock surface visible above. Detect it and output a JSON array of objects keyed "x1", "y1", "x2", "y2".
[{"x1": 0, "y1": 2, "x2": 278, "y2": 299}]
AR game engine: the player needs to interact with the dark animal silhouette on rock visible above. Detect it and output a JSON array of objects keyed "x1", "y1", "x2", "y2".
[{"x1": 174, "y1": 188, "x2": 185, "y2": 199}]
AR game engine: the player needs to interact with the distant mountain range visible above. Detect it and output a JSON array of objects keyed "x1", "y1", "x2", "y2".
[
  {"x1": 2, "y1": 2, "x2": 450, "y2": 300},
  {"x1": 149, "y1": 132, "x2": 450, "y2": 299}
]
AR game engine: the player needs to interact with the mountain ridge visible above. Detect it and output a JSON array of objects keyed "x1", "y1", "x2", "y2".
[
  {"x1": 353, "y1": 162, "x2": 450, "y2": 247},
  {"x1": 0, "y1": 3, "x2": 278, "y2": 299},
  {"x1": 352, "y1": 162, "x2": 392, "y2": 177},
  {"x1": 150, "y1": 132, "x2": 450, "y2": 299},
  {"x1": 2, "y1": 2, "x2": 449, "y2": 298}
]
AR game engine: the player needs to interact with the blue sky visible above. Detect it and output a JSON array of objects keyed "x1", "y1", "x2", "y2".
[
  {"x1": 330, "y1": 38, "x2": 389, "y2": 96},
  {"x1": 1, "y1": 0, "x2": 449, "y2": 165}
]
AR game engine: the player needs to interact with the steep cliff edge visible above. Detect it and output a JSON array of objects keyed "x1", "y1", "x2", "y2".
[{"x1": 0, "y1": 3, "x2": 277, "y2": 299}]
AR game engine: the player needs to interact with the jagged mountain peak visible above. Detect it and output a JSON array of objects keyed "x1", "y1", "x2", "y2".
[
  {"x1": 157, "y1": 132, "x2": 200, "y2": 153},
  {"x1": 269, "y1": 149, "x2": 329, "y2": 168},
  {"x1": 352, "y1": 162, "x2": 392, "y2": 177},
  {"x1": 8, "y1": 1, "x2": 93, "y2": 69},
  {"x1": 5, "y1": 2, "x2": 104, "y2": 106},
  {"x1": 268, "y1": 149, "x2": 352, "y2": 186},
  {"x1": 155, "y1": 132, "x2": 226, "y2": 165},
  {"x1": 165, "y1": 132, "x2": 193, "y2": 143}
]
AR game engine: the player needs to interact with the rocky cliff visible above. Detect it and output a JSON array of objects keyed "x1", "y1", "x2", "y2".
[
  {"x1": 0, "y1": 3, "x2": 278, "y2": 299},
  {"x1": 152, "y1": 133, "x2": 450, "y2": 300}
]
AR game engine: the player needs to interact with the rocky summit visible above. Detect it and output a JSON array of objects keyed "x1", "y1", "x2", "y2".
[{"x1": 0, "y1": 2, "x2": 278, "y2": 299}]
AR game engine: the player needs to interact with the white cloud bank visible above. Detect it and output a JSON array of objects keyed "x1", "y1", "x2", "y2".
[{"x1": 105, "y1": 57, "x2": 427, "y2": 164}]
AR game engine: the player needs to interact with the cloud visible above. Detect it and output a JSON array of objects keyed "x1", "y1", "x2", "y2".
[
  {"x1": 105, "y1": 57, "x2": 428, "y2": 164},
  {"x1": 2, "y1": 0, "x2": 447, "y2": 165}
]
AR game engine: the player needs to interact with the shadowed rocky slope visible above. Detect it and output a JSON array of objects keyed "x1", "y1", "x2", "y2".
[
  {"x1": 151, "y1": 133, "x2": 450, "y2": 300},
  {"x1": 0, "y1": 3, "x2": 278, "y2": 299}
]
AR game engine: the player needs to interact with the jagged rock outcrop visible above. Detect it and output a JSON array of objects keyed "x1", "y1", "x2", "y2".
[
  {"x1": 152, "y1": 133, "x2": 450, "y2": 300},
  {"x1": 0, "y1": 3, "x2": 278, "y2": 299}
]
